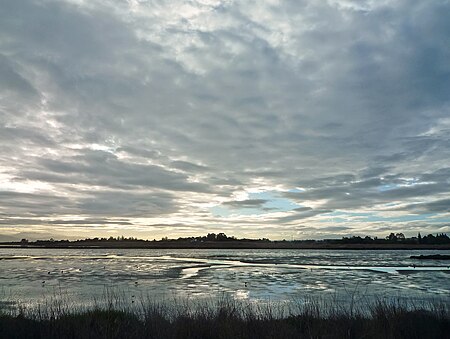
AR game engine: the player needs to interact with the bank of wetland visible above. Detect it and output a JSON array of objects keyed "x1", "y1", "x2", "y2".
[{"x1": 1, "y1": 294, "x2": 449, "y2": 339}]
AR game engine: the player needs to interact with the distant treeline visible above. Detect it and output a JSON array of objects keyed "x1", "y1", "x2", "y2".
[
  {"x1": 339, "y1": 232, "x2": 450, "y2": 245},
  {"x1": 23, "y1": 232, "x2": 269, "y2": 245},
  {"x1": 17, "y1": 232, "x2": 450, "y2": 246}
]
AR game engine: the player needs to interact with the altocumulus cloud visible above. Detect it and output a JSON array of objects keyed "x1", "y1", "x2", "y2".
[{"x1": 0, "y1": 0, "x2": 449, "y2": 240}]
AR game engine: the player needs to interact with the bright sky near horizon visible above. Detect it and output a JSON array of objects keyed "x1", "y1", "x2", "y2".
[{"x1": 0, "y1": 0, "x2": 449, "y2": 240}]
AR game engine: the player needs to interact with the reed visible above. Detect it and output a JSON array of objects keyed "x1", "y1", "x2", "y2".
[{"x1": 0, "y1": 293, "x2": 448, "y2": 338}]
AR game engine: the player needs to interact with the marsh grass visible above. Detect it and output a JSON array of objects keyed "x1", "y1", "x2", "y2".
[{"x1": 0, "y1": 292, "x2": 448, "y2": 339}]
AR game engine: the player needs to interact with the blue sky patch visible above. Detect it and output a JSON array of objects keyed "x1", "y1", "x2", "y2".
[{"x1": 211, "y1": 191, "x2": 300, "y2": 217}]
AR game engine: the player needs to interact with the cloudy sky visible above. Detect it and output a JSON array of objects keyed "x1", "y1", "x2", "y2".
[{"x1": 1, "y1": 0, "x2": 449, "y2": 240}]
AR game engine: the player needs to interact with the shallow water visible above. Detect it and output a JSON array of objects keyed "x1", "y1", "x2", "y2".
[{"x1": 1, "y1": 248, "x2": 449, "y2": 309}]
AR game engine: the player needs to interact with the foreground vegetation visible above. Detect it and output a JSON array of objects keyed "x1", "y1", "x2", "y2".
[{"x1": 1, "y1": 296, "x2": 449, "y2": 339}]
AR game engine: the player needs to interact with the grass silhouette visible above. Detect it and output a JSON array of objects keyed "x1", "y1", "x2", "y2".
[{"x1": 0, "y1": 292, "x2": 448, "y2": 338}]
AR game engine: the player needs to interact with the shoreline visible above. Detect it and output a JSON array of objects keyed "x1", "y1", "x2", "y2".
[
  {"x1": 1, "y1": 296, "x2": 449, "y2": 339},
  {"x1": 1, "y1": 242, "x2": 450, "y2": 250}
]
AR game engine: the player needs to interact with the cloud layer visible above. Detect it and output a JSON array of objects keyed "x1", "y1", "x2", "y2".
[{"x1": 1, "y1": 0, "x2": 449, "y2": 239}]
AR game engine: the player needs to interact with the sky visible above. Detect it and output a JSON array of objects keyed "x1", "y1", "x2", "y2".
[{"x1": 0, "y1": 0, "x2": 449, "y2": 241}]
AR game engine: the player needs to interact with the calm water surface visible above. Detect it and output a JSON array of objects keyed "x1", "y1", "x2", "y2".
[{"x1": 1, "y1": 248, "x2": 449, "y2": 309}]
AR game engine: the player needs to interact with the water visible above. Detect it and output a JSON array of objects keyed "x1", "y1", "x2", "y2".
[{"x1": 1, "y1": 248, "x2": 449, "y2": 310}]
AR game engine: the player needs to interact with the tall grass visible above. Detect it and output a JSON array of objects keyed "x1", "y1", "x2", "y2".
[{"x1": 0, "y1": 292, "x2": 448, "y2": 339}]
